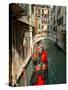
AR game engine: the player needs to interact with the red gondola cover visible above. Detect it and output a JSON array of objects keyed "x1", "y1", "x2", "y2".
[
  {"x1": 41, "y1": 51, "x2": 47, "y2": 63},
  {"x1": 36, "y1": 75, "x2": 45, "y2": 85}
]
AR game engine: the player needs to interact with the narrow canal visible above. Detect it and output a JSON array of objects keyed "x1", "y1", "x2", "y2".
[
  {"x1": 44, "y1": 39, "x2": 66, "y2": 84},
  {"x1": 17, "y1": 39, "x2": 66, "y2": 86}
]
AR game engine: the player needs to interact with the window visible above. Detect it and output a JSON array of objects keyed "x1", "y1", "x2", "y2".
[
  {"x1": 53, "y1": 6, "x2": 55, "y2": 11},
  {"x1": 38, "y1": 9, "x2": 40, "y2": 15},
  {"x1": 42, "y1": 10, "x2": 44, "y2": 14},
  {"x1": 53, "y1": 16, "x2": 55, "y2": 24},
  {"x1": 42, "y1": 5, "x2": 45, "y2": 8},
  {"x1": 42, "y1": 16, "x2": 44, "y2": 23},
  {"x1": 53, "y1": 26, "x2": 55, "y2": 31},
  {"x1": 42, "y1": 9, "x2": 44, "y2": 15},
  {"x1": 31, "y1": 5, "x2": 34, "y2": 14},
  {"x1": 42, "y1": 25, "x2": 44, "y2": 29},
  {"x1": 58, "y1": 7, "x2": 61, "y2": 14},
  {"x1": 58, "y1": 16, "x2": 63, "y2": 25},
  {"x1": 48, "y1": 26, "x2": 49, "y2": 29},
  {"x1": 38, "y1": 24, "x2": 40, "y2": 29},
  {"x1": 53, "y1": 26, "x2": 57, "y2": 31},
  {"x1": 50, "y1": 25, "x2": 52, "y2": 29},
  {"x1": 45, "y1": 14, "x2": 47, "y2": 17}
]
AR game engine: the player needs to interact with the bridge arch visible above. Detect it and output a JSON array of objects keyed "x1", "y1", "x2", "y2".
[{"x1": 33, "y1": 34, "x2": 56, "y2": 45}]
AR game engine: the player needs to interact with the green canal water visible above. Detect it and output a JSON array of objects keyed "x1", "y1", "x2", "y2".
[{"x1": 44, "y1": 39, "x2": 66, "y2": 84}]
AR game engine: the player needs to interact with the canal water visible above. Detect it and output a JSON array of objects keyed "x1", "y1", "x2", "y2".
[
  {"x1": 17, "y1": 39, "x2": 66, "y2": 86},
  {"x1": 44, "y1": 39, "x2": 66, "y2": 84}
]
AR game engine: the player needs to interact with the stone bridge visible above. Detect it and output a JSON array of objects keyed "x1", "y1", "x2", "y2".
[{"x1": 33, "y1": 32, "x2": 56, "y2": 45}]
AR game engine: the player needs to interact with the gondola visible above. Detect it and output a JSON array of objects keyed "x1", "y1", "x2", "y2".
[{"x1": 31, "y1": 47, "x2": 48, "y2": 85}]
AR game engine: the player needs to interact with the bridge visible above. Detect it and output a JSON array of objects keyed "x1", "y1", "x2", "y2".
[{"x1": 33, "y1": 32, "x2": 56, "y2": 45}]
